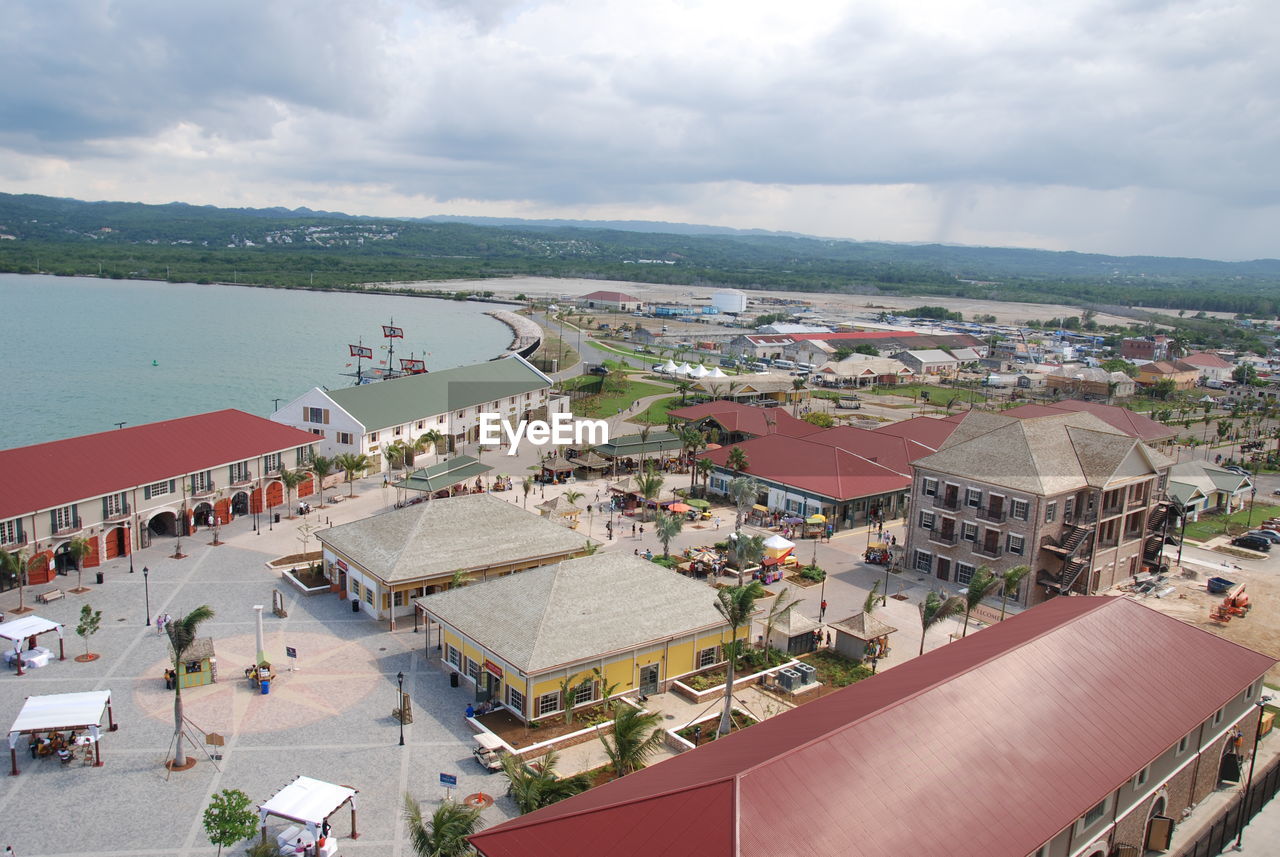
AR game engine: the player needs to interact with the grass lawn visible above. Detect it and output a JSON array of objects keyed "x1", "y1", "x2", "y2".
[
  {"x1": 529, "y1": 334, "x2": 579, "y2": 372},
  {"x1": 568, "y1": 379, "x2": 669, "y2": 419},
  {"x1": 632, "y1": 395, "x2": 685, "y2": 425},
  {"x1": 868, "y1": 383, "x2": 986, "y2": 404},
  {"x1": 1183, "y1": 503, "x2": 1280, "y2": 542}
]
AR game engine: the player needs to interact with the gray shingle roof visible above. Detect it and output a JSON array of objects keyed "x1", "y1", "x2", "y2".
[
  {"x1": 831, "y1": 612, "x2": 897, "y2": 640},
  {"x1": 318, "y1": 493, "x2": 589, "y2": 584},
  {"x1": 326, "y1": 355, "x2": 551, "y2": 431},
  {"x1": 415, "y1": 553, "x2": 730, "y2": 674}
]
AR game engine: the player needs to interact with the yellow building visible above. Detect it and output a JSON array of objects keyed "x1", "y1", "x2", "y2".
[{"x1": 416, "y1": 554, "x2": 747, "y2": 722}]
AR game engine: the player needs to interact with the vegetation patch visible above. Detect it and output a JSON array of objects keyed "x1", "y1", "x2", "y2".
[
  {"x1": 675, "y1": 712, "x2": 757, "y2": 743},
  {"x1": 1182, "y1": 504, "x2": 1280, "y2": 542},
  {"x1": 797, "y1": 650, "x2": 874, "y2": 689}
]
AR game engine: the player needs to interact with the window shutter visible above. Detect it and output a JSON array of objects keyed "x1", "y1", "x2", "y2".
[
  {"x1": 50, "y1": 510, "x2": 58, "y2": 531},
  {"x1": 144, "y1": 484, "x2": 152, "y2": 500},
  {"x1": 16, "y1": 522, "x2": 24, "y2": 544},
  {"x1": 102, "y1": 497, "x2": 109, "y2": 518},
  {"x1": 323, "y1": 409, "x2": 330, "y2": 425},
  {"x1": 169, "y1": 479, "x2": 176, "y2": 494},
  {"x1": 302, "y1": 406, "x2": 308, "y2": 421}
]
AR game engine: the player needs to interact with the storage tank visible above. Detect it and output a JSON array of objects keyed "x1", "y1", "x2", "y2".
[{"x1": 711, "y1": 289, "x2": 747, "y2": 315}]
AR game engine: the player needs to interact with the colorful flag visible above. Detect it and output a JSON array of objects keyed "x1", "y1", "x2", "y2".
[
  {"x1": 382, "y1": 325, "x2": 404, "y2": 338},
  {"x1": 378, "y1": 360, "x2": 386, "y2": 365},
  {"x1": 400, "y1": 358, "x2": 426, "y2": 371},
  {"x1": 349, "y1": 345, "x2": 373, "y2": 359}
]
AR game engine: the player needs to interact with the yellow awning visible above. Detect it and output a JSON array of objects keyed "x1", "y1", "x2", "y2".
[{"x1": 753, "y1": 504, "x2": 768, "y2": 512}]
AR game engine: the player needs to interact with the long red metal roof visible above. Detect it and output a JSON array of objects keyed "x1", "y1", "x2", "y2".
[
  {"x1": 0, "y1": 409, "x2": 318, "y2": 518},
  {"x1": 668, "y1": 401, "x2": 823, "y2": 438},
  {"x1": 699, "y1": 434, "x2": 910, "y2": 500},
  {"x1": 470, "y1": 597, "x2": 1275, "y2": 857}
]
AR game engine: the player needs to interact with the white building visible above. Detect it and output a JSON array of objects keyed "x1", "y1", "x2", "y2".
[
  {"x1": 711, "y1": 288, "x2": 748, "y2": 314},
  {"x1": 270, "y1": 356, "x2": 567, "y2": 472}
]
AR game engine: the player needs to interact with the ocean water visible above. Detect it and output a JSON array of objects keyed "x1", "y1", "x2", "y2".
[{"x1": 0, "y1": 274, "x2": 514, "y2": 448}]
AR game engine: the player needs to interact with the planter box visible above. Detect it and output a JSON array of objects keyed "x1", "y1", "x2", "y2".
[
  {"x1": 671, "y1": 660, "x2": 801, "y2": 703},
  {"x1": 281, "y1": 569, "x2": 329, "y2": 596},
  {"x1": 665, "y1": 706, "x2": 753, "y2": 753}
]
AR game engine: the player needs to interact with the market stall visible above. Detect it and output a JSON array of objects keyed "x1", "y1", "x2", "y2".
[
  {"x1": 804, "y1": 513, "x2": 827, "y2": 538},
  {"x1": 830, "y1": 612, "x2": 897, "y2": 663},
  {"x1": 172, "y1": 637, "x2": 217, "y2": 689},
  {"x1": 259, "y1": 775, "x2": 359, "y2": 853},
  {"x1": 539, "y1": 458, "x2": 576, "y2": 484},
  {"x1": 0, "y1": 614, "x2": 66, "y2": 676},
  {"x1": 7, "y1": 689, "x2": 116, "y2": 775},
  {"x1": 535, "y1": 496, "x2": 583, "y2": 528}
]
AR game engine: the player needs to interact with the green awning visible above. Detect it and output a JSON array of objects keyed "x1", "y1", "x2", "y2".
[
  {"x1": 685, "y1": 498, "x2": 711, "y2": 509},
  {"x1": 396, "y1": 455, "x2": 493, "y2": 494},
  {"x1": 594, "y1": 431, "x2": 683, "y2": 458}
]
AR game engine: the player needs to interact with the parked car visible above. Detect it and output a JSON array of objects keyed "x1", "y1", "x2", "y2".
[
  {"x1": 1246, "y1": 530, "x2": 1280, "y2": 544},
  {"x1": 1231, "y1": 534, "x2": 1272, "y2": 552},
  {"x1": 1224, "y1": 465, "x2": 1251, "y2": 476},
  {"x1": 587, "y1": 365, "x2": 610, "y2": 376}
]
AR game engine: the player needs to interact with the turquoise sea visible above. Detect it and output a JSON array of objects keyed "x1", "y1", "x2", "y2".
[{"x1": 0, "y1": 274, "x2": 515, "y2": 448}]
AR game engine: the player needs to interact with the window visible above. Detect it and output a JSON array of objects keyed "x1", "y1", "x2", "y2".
[
  {"x1": 230, "y1": 461, "x2": 252, "y2": 483},
  {"x1": 1081, "y1": 797, "x2": 1108, "y2": 828},
  {"x1": 1010, "y1": 499, "x2": 1029, "y2": 521},
  {"x1": 146, "y1": 480, "x2": 172, "y2": 499},
  {"x1": 698, "y1": 647, "x2": 720, "y2": 668},
  {"x1": 394, "y1": 426, "x2": 403, "y2": 436},
  {"x1": 263, "y1": 453, "x2": 282, "y2": 473},
  {"x1": 417, "y1": 421, "x2": 425, "y2": 430},
  {"x1": 1177, "y1": 734, "x2": 1190, "y2": 755},
  {"x1": 1007, "y1": 534, "x2": 1025, "y2": 556},
  {"x1": 919, "y1": 511, "x2": 936, "y2": 530},
  {"x1": 351, "y1": 581, "x2": 362, "y2": 601},
  {"x1": 465, "y1": 658, "x2": 481, "y2": 683},
  {"x1": 1242, "y1": 681, "x2": 1258, "y2": 703},
  {"x1": 393, "y1": 590, "x2": 404, "y2": 607},
  {"x1": 537, "y1": 692, "x2": 560, "y2": 717},
  {"x1": 914, "y1": 550, "x2": 932, "y2": 572},
  {"x1": 962, "y1": 522, "x2": 978, "y2": 542},
  {"x1": 1132, "y1": 766, "x2": 1150, "y2": 789},
  {"x1": 1045, "y1": 502, "x2": 1057, "y2": 523},
  {"x1": 507, "y1": 686, "x2": 525, "y2": 714},
  {"x1": 336, "y1": 432, "x2": 354, "y2": 445},
  {"x1": 52, "y1": 505, "x2": 77, "y2": 532},
  {"x1": 965, "y1": 488, "x2": 982, "y2": 508},
  {"x1": 191, "y1": 470, "x2": 213, "y2": 492},
  {"x1": 303, "y1": 406, "x2": 330, "y2": 424},
  {"x1": 956, "y1": 562, "x2": 975, "y2": 585},
  {"x1": 364, "y1": 584, "x2": 374, "y2": 606},
  {"x1": 297, "y1": 446, "x2": 314, "y2": 465},
  {"x1": 1064, "y1": 497, "x2": 1075, "y2": 520},
  {"x1": 0, "y1": 518, "x2": 21, "y2": 545},
  {"x1": 103, "y1": 492, "x2": 127, "y2": 517},
  {"x1": 1034, "y1": 847, "x2": 1048, "y2": 857},
  {"x1": 1213, "y1": 706, "x2": 1225, "y2": 726},
  {"x1": 922, "y1": 477, "x2": 938, "y2": 497},
  {"x1": 446, "y1": 646, "x2": 461, "y2": 667},
  {"x1": 369, "y1": 432, "x2": 379, "y2": 442},
  {"x1": 573, "y1": 682, "x2": 595, "y2": 707}
]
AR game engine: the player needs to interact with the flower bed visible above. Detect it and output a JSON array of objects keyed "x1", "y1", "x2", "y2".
[
  {"x1": 282, "y1": 567, "x2": 329, "y2": 596},
  {"x1": 675, "y1": 712, "x2": 757, "y2": 744},
  {"x1": 671, "y1": 659, "x2": 799, "y2": 703},
  {"x1": 266, "y1": 550, "x2": 322, "y2": 569}
]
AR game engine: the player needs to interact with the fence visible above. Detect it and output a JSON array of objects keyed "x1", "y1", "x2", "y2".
[{"x1": 1176, "y1": 754, "x2": 1280, "y2": 857}]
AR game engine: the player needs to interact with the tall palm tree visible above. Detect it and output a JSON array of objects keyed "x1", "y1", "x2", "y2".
[
  {"x1": 335, "y1": 453, "x2": 370, "y2": 497},
  {"x1": 732, "y1": 533, "x2": 765, "y2": 585},
  {"x1": 417, "y1": 429, "x2": 446, "y2": 459},
  {"x1": 384, "y1": 440, "x2": 409, "y2": 471},
  {"x1": 654, "y1": 511, "x2": 683, "y2": 559},
  {"x1": 695, "y1": 458, "x2": 715, "y2": 497},
  {"x1": 402, "y1": 794, "x2": 483, "y2": 857},
  {"x1": 167, "y1": 605, "x2": 215, "y2": 768},
  {"x1": 637, "y1": 425, "x2": 653, "y2": 472},
  {"x1": 499, "y1": 749, "x2": 591, "y2": 815},
  {"x1": 998, "y1": 565, "x2": 1031, "y2": 620},
  {"x1": 674, "y1": 380, "x2": 694, "y2": 405},
  {"x1": 863, "y1": 580, "x2": 882, "y2": 615},
  {"x1": 277, "y1": 468, "x2": 307, "y2": 518},
  {"x1": 65, "y1": 535, "x2": 94, "y2": 593},
  {"x1": 726, "y1": 447, "x2": 749, "y2": 473},
  {"x1": 520, "y1": 476, "x2": 534, "y2": 508},
  {"x1": 713, "y1": 581, "x2": 766, "y2": 736},
  {"x1": 309, "y1": 455, "x2": 335, "y2": 508},
  {"x1": 636, "y1": 466, "x2": 664, "y2": 523},
  {"x1": 0, "y1": 548, "x2": 28, "y2": 614},
  {"x1": 763, "y1": 586, "x2": 802, "y2": 664},
  {"x1": 960, "y1": 566, "x2": 1001, "y2": 637},
  {"x1": 601, "y1": 704, "x2": 666, "y2": 776},
  {"x1": 728, "y1": 476, "x2": 758, "y2": 532},
  {"x1": 918, "y1": 591, "x2": 965, "y2": 656},
  {"x1": 791, "y1": 377, "x2": 807, "y2": 417},
  {"x1": 681, "y1": 428, "x2": 707, "y2": 494}
]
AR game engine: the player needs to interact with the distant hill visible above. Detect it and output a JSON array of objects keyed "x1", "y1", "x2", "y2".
[{"x1": 3, "y1": 191, "x2": 1280, "y2": 316}]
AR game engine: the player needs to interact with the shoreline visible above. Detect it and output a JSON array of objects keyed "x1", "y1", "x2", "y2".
[{"x1": 485, "y1": 309, "x2": 542, "y2": 358}]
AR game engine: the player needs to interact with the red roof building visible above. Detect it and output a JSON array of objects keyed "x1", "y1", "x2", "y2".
[
  {"x1": 0, "y1": 410, "x2": 318, "y2": 582},
  {"x1": 578, "y1": 290, "x2": 643, "y2": 311},
  {"x1": 667, "y1": 401, "x2": 823, "y2": 443},
  {"x1": 471, "y1": 597, "x2": 1275, "y2": 857}
]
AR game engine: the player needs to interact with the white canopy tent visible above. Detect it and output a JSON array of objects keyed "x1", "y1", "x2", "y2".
[
  {"x1": 659, "y1": 359, "x2": 679, "y2": 374},
  {"x1": 7, "y1": 690, "x2": 115, "y2": 775},
  {"x1": 675, "y1": 362, "x2": 694, "y2": 376},
  {"x1": 690, "y1": 364, "x2": 711, "y2": 378},
  {"x1": 259, "y1": 775, "x2": 359, "y2": 845},
  {"x1": 0, "y1": 614, "x2": 66, "y2": 675},
  {"x1": 707, "y1": 366, "x2": 728, "y2": 378},
  {"x1": 763, "y1": 534, "x2": 796, "y2": 550}
]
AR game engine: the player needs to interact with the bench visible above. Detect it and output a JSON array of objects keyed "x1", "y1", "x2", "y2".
[{"x1": 38, "y1": 588, "x2": 64, "y2": 603}]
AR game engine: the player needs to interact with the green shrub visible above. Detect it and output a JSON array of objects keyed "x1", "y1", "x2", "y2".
[{"x1": 799, "y1": 564, "x2": 826, "y2": 582}]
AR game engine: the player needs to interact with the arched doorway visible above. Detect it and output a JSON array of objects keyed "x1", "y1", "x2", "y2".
[
  {"x1": 193, "y1": 502, "x2": 214, "y2": 527},
  {"x1": 54, "y1": 541, "x2": 73, "y2": 575},
  {"x1": 104, "y1": 525, "x2": 128, "y2": 560},
  {"x1": 265, "y1": 481, "x2": 284, "y2": 509},
  {"x1": 1144, "y1": 793, "x2": 1173, "y2": 853},
  {"x1": 232, "y1": 491, "x2": 250, "y2": 516},
  {"x1": 149, "y1": 511, "x2": 178, "y2": 537}
]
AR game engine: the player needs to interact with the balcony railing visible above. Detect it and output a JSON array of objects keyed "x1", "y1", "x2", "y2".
[
  {"x1": 230, "y1": 475, "x2": 255, "y2": 487},
  {"x1": 189, "y1": 483, "x2": 217, "y2": 498},
  {"x1": 1, "y1": 535, "x2": 28, "y2": 550},
  {"x1": 975, "y1": 506, "x2": 1007, "y2": 523},
  {"x1": 104, "y1": 505, "x2": 131, "y2": 522},
  {"x1": 973, "y1": 542, "x2": 1003, "y2": 559},
  {"x1": 932, "y1": 493, "x2": 960, "y2": 511},
  {"x1": 929, "y1": 528, "x2": 958, "y2": 545},
  {"x1": 52, "y1": 518, "x2": 82, "y2": 536}
]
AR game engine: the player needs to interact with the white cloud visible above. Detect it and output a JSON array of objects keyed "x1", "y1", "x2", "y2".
[{"x1": 2, "y1": 0, "x2": 1278, "y2": 259}]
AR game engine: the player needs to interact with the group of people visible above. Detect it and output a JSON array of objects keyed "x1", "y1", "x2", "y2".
[
  {"x1": 288, "y1": 820, "x2": 331, "y2": 856},
  {"x1": 30, "y1": 730, "x2": 82, "y2": 763},
  {"x1": 154, "y1": 612, "x2": 172, "y2": 634}
]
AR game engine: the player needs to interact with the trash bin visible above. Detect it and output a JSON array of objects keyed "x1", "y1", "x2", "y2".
[
  {"x1": 260, "y1": 680, "x2": 270, "y2": 695},
  {"x1": 450, "y1": 672, "x2": 460, "y2": 688},
  {"x1": 352, "y1": 600, "x2": 359, "y2": 613},
  {"x1": 274, "y1": 513, "x2": 281, "y2": 524},
  {"x1": 95, "y1": 572, "x2": 104, "y2": 584}
]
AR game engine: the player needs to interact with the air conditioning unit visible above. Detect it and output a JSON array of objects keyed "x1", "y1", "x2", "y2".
[
  {"x1": 776, "y1": 668, "x2": 800, "y2": 691},
  {"x1": 794, "y1": 663, "x2": 817, "y2": 685}
]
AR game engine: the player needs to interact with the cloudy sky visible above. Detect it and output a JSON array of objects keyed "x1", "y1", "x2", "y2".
[{"x1": 3, "y1": 0, "x2": 1277, "y2": 260}]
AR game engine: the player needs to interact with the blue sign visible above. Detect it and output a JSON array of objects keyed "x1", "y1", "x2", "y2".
[
  {"x1": 439, "y1": 772, "x2": 458, "y2": 787},
  {"x1": 285, "y1": 647, "x2": 298, "y2": 659}
]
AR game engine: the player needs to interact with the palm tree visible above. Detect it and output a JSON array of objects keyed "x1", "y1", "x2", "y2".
[
  {"x1": 309, "y1": 455, "x2": 335, "y2": 508},
  {"x1": 336, "y1": 453, "x2": 369, "y2": 497},
  {"x1": 681, "y1": 428, "x2": 707, "y2": 494},
  {"x1": 674, "y1": 379, "x2": 694, "y2": 405},
  {"x1": 384, "y1": 440, "x2": 409, "y2": 471},
  {"x1": 0, "y1": 548, "x2": 28, "y2": 614},
  {"x1": 65, "y1": 535, "x2": 93, "y2": 593},
  {"x1": 636, "y1": 466, "x2": 664, "y2": 522},
  {"x1": 713, "y1": 582, "x2": 766, "y2": 736},
  {"x1": 417, "y1": 429, "x2": 446, "y2": 459},
  {"x1": 563, "y1": 489, "x2": 584, "y2": 507},
  {"x1": 499, "y1": 749, "x2": 591, "y2": 815},
  {"x1": 728, "y1": 476, "x2": 758, "y2": 531},
  {"x1": 863, "y1": 580, "x2": 882, "y2": 615},
  {"x1": 402, "y1": 794, "x2": 483, "y2": 857},
  {"x1": 654, "y1": 511, "x2": 683, "y2": 559},
  {"x1": 520, "y1": 476, "x2": 534, "y2": 508},
  {"x1": 960, "y1": 566, "x2": 1001, "y2": 637},
  {"x1": 998, "y1": 565, "x2": 1031, "y2": 620},
  {"x1": 726, "y1": 446, "x2": 749, "y2": 473},
  {"x1": 695, "y1": 458, "x2": 715, "y2": 497},
  {"x1": 791, "y1": 377, "x2": 807, "y2": 416},
  {"x1": 601, "y1": 704, "x2": 666, "y2": 777},
  {"x1": 762, "y1": 586, "x2": 802, "y2": 665},
  {"x1": 918, "y1": 591, "x2": 964, "y2": 656},
  {"x1": 637, "y1": 425, "x2": 653, "y2": 471},
  {"x1": 731, "y1": 533, "x2": 765, "y2": 585},
  {"x1": 167, "y1": 605, "x2": 215, "y2": 768},
  {"x1": 277, "y1": 468, "x2": 307, "y2": 518}
]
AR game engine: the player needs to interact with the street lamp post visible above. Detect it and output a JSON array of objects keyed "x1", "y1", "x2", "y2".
[
  {"x1": 397, "y1": 671, "x2": 406, "y2": 746},
  {"x1": 143, "y1": 567, "x2": 151, "y2": 627},
  {"x1": 1235, "y1": 694, "x2": 1275, "y2": 849}
]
